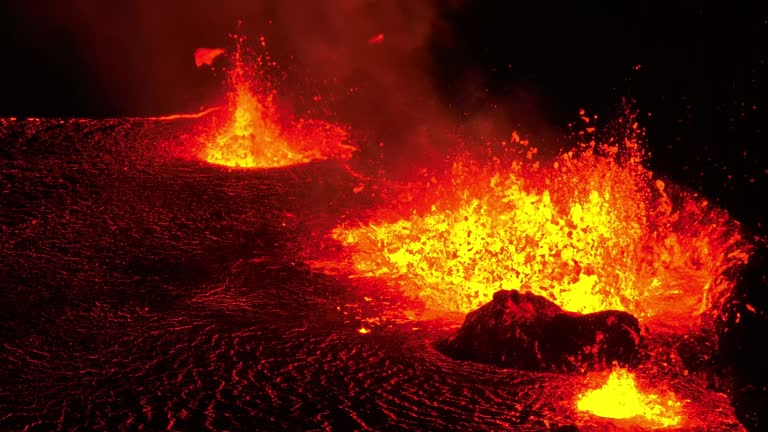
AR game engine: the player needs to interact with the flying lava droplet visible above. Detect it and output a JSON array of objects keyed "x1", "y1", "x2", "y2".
[
  {"x1": 368, "y1": 33, "x2": 385, "y2": 45},
  {"x1": 194, "y1": 47, "x2": 226, "y2": 68}
]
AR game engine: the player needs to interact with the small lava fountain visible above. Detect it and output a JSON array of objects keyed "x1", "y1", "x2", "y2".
[
  {"x1": 577, "y1": 368, "x2": 683, "y2": 428},
  {"x1": 198, "y1": 35, "x2": 355, "y2": 168}
]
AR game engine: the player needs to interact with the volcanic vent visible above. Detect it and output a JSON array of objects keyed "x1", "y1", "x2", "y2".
[
  {"x1": 310, "y1": 107, "x2": 754, "y2": 430},
  {"x1": 192, "y1": 34, "x2": 356, "y2": 169}
]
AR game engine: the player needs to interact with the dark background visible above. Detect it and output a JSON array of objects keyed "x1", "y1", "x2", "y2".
[{"x1": 1, "y1": 1, "x2": 767, "y2": 427}]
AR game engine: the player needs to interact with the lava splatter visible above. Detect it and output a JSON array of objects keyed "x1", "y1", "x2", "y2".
[{"x1": 318, "y1": 108, "x2": 751, "y2": 327}]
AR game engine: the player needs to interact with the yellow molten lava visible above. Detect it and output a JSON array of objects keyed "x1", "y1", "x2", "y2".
[
  {"x1": 577, "y1": 368, "x2": 683, "y2": 428},
  {"x1": 204, "y1": 84, "x2": 305, "y2": 168},
  {"x1": 201, "y1": 35, "x2": 355, "y2": 168},
  {"x1": 326, "y1": 119, "x2": 750, "y2": 325}
]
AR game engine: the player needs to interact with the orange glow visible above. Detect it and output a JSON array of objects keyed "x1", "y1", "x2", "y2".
[
  {"x1": 200, "y1": 35, "x2": 355, "y2": 168},
  {"x1": 194, "y1": 47, "x2": 226, "y2": 68},
  {"x1": 577, "y1": 368, "x2": 683, "y2": 428},
  {"x1": 321, "y1": 112, "x2": 751, "y2": 326},
  {"x1": 357, "y1": 327, "x2": 370, "y2": 334}
]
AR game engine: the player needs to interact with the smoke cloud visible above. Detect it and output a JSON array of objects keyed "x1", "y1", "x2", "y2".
[{"x1": 270, "y1": 0, "x2": 462, "y2": 166}]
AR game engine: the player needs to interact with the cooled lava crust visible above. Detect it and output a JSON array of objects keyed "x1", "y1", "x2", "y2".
[{"x1": 438, "y1": 289, "x2": 641, "y2": 372}]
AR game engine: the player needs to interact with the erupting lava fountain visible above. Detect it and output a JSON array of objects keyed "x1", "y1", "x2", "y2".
[
  {"x1": 309, "y1": 106, "x2": 754, "y2": 430},
  {"x1": 196, "y1": 35, "x2": 356, "y2": 169}
]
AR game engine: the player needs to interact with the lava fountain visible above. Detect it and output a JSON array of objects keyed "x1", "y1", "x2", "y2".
[
  {"x1": 307, "y1": 107, "x2": 757, "y2": 428},
  {"x1": 577, "y1": 368, "x2": 683, "y2": 428},
  {"x1": 198, "y1": 35, "x2": 355, "y2": 168},
  {"x1": 319, "y1": 109, "x2": 752, "y2": 328}
]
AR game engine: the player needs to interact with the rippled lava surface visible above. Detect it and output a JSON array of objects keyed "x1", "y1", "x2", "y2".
[{"x1": 0, "y1": 118, "x2": 747, "y2": 431}]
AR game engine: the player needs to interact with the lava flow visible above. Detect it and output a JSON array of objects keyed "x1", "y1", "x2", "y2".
[
  {"x1": 577, "y1": 368, "x2": 683, "y2": 428},
  {"x1": 198, "y1": 35, "x2": 355, "y2": 168},
  {"x1": 320, "y1": 110, "x2": 752, "y2": 327}
]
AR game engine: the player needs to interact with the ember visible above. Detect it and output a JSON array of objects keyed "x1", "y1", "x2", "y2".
[
  {"x1": 198, "y1": 35, "x2": 355, "y2": 168},
  {"x1": 577, "y1": 368, "x2": 683, "y2": 428},
  {"x1": 323, "y1": 110, "x2": 752, "y2": 327},
  {"x1": 368, "y1": 33, "x2": 385, "y2": 45}
]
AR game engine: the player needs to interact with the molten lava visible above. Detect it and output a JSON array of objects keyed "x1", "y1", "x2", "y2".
[
  {"x1": 200, "y1": 35, "x2": 355, "y2": 168},
  {"x1": 576, "y1": 368, "x2": 683, "y2": 428},
  {"x1": 323, "y1": 112, "x2": 751, "y2": 326}
]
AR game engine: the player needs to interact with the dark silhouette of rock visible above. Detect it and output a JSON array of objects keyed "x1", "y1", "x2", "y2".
[{"x1": 437, "y1": 289, "x2": 641, "y2": 372}]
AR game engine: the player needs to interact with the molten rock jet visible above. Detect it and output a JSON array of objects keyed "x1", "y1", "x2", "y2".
[
  {"x1": 196, "y1": 35, "x2": 355, "y2": 169},
  {"x1": 320, "y1": 118, "x2": 751, "y2": 326},
  {"x1": 437, "y1": 289, "x2": 640, "y2": 372}
]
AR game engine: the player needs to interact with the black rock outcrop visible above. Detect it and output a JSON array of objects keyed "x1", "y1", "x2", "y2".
[{"x1": 437, "y1": 289, "x2": 641, "y2": 372}]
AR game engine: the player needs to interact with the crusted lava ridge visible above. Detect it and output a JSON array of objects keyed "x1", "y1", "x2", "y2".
[{"x1": 437, "y1": 289, "x2": 641, "y2": 372}]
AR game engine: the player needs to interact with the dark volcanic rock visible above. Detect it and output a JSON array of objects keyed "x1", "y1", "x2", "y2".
[{"x1": 437, "y1": 290, "x2": 641, "y2": 372}]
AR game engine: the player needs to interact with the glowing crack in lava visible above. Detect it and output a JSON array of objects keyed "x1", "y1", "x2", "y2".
[
  {"x1": 199, "y1": 36, "x2": 355, "y2": 168},
  {"x1": 323, "y1": 112, "x2": 752, "y2": 326},
  {"x1": 576, "y1": 368, "x2": 683, "y2": 428}
]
